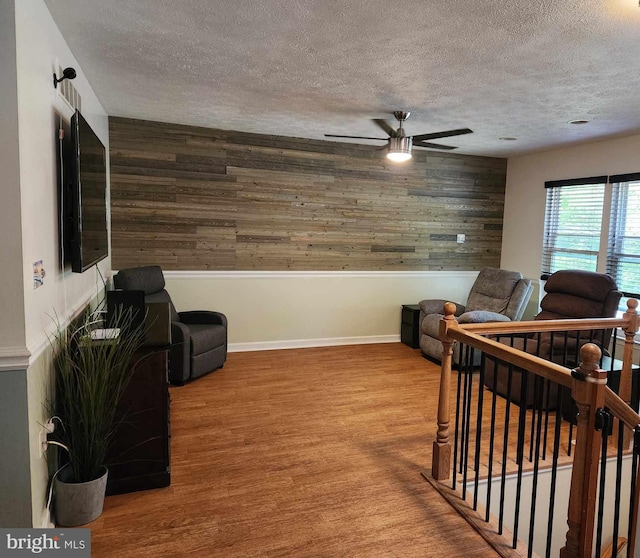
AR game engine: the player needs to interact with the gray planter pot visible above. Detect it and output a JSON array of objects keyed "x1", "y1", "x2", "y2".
[{"x1": 54, "y1": 466, "x2": 108, "y2": 527}]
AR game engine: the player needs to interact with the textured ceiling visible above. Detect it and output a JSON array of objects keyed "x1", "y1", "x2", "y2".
[{"x1": 44, "y1": 0, "x2": 640, "y2": 157}]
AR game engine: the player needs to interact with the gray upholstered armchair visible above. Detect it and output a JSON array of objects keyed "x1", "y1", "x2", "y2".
[
  {"x1": 419, "y1": 268, "x2": 533, "y2": 363},
  {"x1": 113, "y1": 265, "x2": 227, "y2": 384}
]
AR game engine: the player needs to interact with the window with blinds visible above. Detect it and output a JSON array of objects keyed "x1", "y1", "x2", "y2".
[
  {"x1": 541, "y1": 177, "x2": 606, "y2": 275},
  {"x1": 607, "y1": 174, "x2": 640, "y2": 298}
]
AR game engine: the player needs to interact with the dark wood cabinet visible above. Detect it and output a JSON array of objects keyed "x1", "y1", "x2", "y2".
[
  {"x1": 106, "y1": 347, "x2": 171, "y2": 495},
  {"x1": 401, "y1": 304, "x2": 421, "y2": 349}
]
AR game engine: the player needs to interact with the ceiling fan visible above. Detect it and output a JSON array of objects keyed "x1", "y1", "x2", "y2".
[{"x1": 325, "y1": 111, "x2": 473, "y2": 162}]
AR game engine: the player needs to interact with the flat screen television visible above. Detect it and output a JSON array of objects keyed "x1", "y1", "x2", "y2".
[{"x1": 62, "y1": 109, "x2": 109, "y2": 273}]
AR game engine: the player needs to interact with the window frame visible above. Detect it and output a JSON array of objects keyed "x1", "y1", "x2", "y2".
[
  {"x1": 541, "y1": 176, "x2": 608, "y2": 277},
  {"x1": 542, "y1": 173, "x2": 640, "y2": 315},
  {"x1": 607, "y1": 173, "x2": 640, "y2": 300}
]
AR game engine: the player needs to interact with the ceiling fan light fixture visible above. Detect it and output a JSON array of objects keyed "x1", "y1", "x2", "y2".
[
  {"x1": 325, "y1": 111, "x2": 473, "y2": 156},
  {"x1": 387, "y1": 136, "x2": 413, "y2": 162}
]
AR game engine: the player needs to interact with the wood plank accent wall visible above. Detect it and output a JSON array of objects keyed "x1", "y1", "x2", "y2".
[{"x1": 109, "y1": 117, "x2": 507, "y2": 271}]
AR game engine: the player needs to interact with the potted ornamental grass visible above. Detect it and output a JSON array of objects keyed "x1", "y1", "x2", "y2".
[{"x1": 48, "y1": 306, "x2": 146, "y2": 526}]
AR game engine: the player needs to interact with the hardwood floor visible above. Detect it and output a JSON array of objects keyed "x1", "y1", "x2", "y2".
[{"x1": 89, "y1": 343, "x2": 499, "y2": 557}]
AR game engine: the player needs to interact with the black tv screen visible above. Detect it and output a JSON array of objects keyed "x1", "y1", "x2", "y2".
[{"x1": 63, "y1": 110, "x2": 108, "y2": 273}]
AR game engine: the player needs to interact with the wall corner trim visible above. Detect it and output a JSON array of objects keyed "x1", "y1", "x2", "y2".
[{"x1": 0, "y1": 346, "x2": 31, "y2": 371}]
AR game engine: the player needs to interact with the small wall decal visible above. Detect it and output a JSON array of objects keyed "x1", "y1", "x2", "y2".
[{"x1": 33, "y1": 260, "x2": 45, "y2": 289}]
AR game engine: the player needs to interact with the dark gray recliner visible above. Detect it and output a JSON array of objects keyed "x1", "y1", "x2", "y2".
[
  {"x1": 113, "y1": 265, "x2": 227, "y2": 384},
  {"x1": 419, "y1": 267, "x2": 533, "y2": 364}
]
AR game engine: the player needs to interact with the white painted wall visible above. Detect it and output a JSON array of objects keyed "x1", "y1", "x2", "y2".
[
  {"x1": 165, "y1": 270, "x2": 479, "y2": 350},
  {"x1": 4, "y1": 0, "x2": 111, "y2": 526},
  {"x1": 501, "y1": 133, "x2": 640, "y2": 282},
  {"x1": 15, "y1": 0, "x2": 111, "y2": 356},
  {"x1": 0, "y1": 0, "x2": 33, "y2": 529},
  {"x1": 0, "y1": 0, "x2": 26, "y2": 354}
]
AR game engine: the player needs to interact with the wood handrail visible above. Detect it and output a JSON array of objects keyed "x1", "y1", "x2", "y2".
[
  {"x1": 442, "y1": 316, "x2": 574, "y2": 389},
  {"x1": 445, "y1": 318, "x2": 640, "y2": 429},
  {"x1": 457, "y1": 316, "x2": 629, "y2": 336},
  {"x1": 453, "y1": 304, "x2": 640, "y2": 432},
  {"x1": 431, "y1": 299, "x2": 640, "y2": 558},
  {"x1": 604, "y1": 386, "x2": 640, "y2": 430}
]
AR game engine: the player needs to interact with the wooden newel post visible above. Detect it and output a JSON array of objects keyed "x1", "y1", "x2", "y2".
[
  {"x1": 619, "y1": 299, "x2": 639, "y2": 407},
  {"x1": 432, "y1": 302, "x2": 459, "y2": 481},
  {"x1": 560, "y1": 343, "x2": 607, "y2": 558}
]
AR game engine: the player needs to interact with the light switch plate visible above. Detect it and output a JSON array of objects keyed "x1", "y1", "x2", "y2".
[{"x1": 457, "y1": 234, "x2": 466, "y2": 244}]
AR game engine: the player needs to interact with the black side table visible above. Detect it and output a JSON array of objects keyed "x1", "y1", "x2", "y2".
[{"x1": 401, "y1": 304, "x2": 421, "y2": 349}]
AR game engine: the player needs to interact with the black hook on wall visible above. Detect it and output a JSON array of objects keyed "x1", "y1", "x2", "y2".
[{"x1": 53, "y1": 67, "x2": 76, "y2": 89}]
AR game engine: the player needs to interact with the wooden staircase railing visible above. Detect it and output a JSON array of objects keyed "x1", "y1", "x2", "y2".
[{"x1": 429, "y1": 299, "x2": 640, "y2": 558}]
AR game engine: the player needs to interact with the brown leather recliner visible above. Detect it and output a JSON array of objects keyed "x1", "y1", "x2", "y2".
[{"x1": 483, "y1": 269, "x2": 622, "y2": 407}]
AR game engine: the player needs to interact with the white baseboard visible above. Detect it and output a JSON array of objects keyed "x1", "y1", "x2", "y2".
[{"x1": 229, "y1": 334, "x2": 401, "y2": 353}]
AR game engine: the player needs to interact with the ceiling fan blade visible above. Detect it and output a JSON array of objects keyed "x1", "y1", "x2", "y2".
[
  {"x1": 372, "y1": 119, "x2": 397, "y2": 137},
  {"x1": 324, "y1": 134, "x2": 388, "y2": 141},
  {"x1": 413, "y1": 141, "x2": 457, "y2": 151},
  {"x1": 411, "y1": 128, "x2": 473, "y2": 142}
]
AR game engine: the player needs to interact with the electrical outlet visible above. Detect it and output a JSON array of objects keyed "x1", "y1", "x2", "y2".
[
  {"x1": 39, "y1": 418, "x2": 56, "y2": 456},
  {"x1": 457, "y1": 234, "x2": 466, "y2": 244},
  {"x1": 39, "y1": 429, "x2": 48, "y2": 456},
  {"x1": 43, "y1": 418, "x2": 56, "y2": 433}
]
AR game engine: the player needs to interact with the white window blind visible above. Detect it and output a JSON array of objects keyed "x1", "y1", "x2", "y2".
[
  {"x1": 607, "y1": 174, "x2": 640, "y2": 298},
  {"x1": 542, "y1": 177, "x2": 607, "y2": 275}
]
